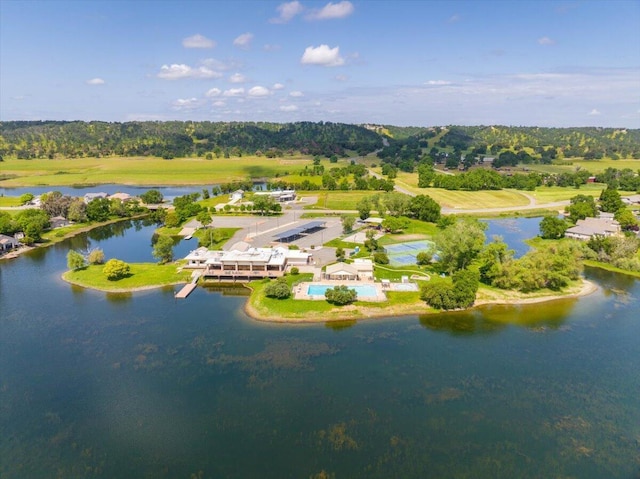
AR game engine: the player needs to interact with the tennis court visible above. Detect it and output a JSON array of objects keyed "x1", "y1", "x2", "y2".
[{"x1": 384, "y1": 240, "x2": 435, "y2": 266}]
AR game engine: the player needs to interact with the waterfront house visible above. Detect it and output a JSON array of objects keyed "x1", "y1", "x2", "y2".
[
  {"x1": 565, "y1": 217, "x2": 621, "y2": 241},
  {"x1": 84, "y1": 192, "x2": 108, "y2": 203},
  {"x1": 109, "y1": 192, "x2": 132, "y2": 202},
  {"x1": 49, "y1": 216, "x2": 71, "y2": 229},
  {"x1": 0, "y1": 234, "x2": 19, "y2": 251}
]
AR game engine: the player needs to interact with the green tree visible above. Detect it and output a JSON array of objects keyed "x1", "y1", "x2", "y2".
[
  {"x1": 408, "y1": 194, "x2": 441, "y2": 222},
  {"x1": 335, "y1": 246, "x2": 345, "y2": 261},
  {"x1": 14, "y1": 209, "x2": 50, "y2": 241},
  {"x1": 614, "y1": 207, "x2": 638, "y2": 231},
  {"x1": 539, "y1": 215, "x2": 568, "y2": 239},
  {"x1": 19, "y1": 193, "x2": 34, "y2": 205},
  {"x1": 103, "y1": 259, "x2": 130, "y2": 280},
  {"x1": 382, "y1": 216, "x2": 409, "y2": 233},
  {"x1": 66, "y1": 250, "x2": 86, "y2": 270},
  {"x1": 599, "y1": 187, "x2": 624, "y2": 213},
  {"x1": 67, "y1": 199, "x2": 87, "y2": 222},
  {"x1": 373, "y1": 252, "x2": 389, "y2": 264},
  {"x1": 140, "y1": 189, "x2": 164, "y2": 204},
  {"x1": 325, "y1": 285, "x2": 357, "y2": 305},
  {"x1": 416, "y1": 251, "x2": 432, "y2": 265},
  {"x1": 435, "y1": 218, "x2": 487, "y2": 273},
  {"x1": 196, "y1": 209, "x2": 212, "y2": 226},
  {"x1": 153, "y1": 235, "x2": 174, "y2": 264},
  {"x1": 565, "y1": 194, "x2": 597, "y2": 223},
  {"x1": 40, "y1": 191, "x2": 73, "y2": 218},
  {"x1": 264, "y1": 278, "x2": 291, "y2": 299},
  {"x1": 86, "y1": 198, "x2": 111, "y2": 222},
  {"x1": 356, "y1": 197, "x2": 371, "y2": 220},
  {"x1": 252, "y1": 195, "x2": 277, "y2": 216},
  {"x1": 341, "y1": 215, "x2": 355, "y2": 234}
]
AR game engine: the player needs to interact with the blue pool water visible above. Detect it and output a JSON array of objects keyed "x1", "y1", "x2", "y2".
[{"x1": 307, "y1": 284, "x2": 378, "y2": 297}]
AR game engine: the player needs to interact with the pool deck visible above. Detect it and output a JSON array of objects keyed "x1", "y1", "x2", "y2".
[{"x1": 294, "y1": 280, "x2": 387, "y2": 302}]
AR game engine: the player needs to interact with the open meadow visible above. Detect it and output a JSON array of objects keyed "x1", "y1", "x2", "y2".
[{"x1": 0, "y1": 155, "x2": 316, "y2": 187}]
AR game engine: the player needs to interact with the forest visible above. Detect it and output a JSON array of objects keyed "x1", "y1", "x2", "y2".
[{"x1": 2, "y1": 121, "x2": 639, "y2": 164}]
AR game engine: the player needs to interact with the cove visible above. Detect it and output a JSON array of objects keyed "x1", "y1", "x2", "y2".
[{"x1": 0, "y1": 220, "x2": 638, "y2": 478}]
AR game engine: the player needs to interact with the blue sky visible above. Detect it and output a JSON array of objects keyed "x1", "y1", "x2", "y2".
[{"x1": 1, "y1": 0, "x2": 639, "y2": 127}]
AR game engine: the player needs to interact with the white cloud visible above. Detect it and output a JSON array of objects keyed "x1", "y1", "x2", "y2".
[
  {"x1": 233, "y1": 32, "x2": 254, "y2": 49},
  {"x1": 301, "y1": 44, "x2": 345, "y2": 67},
  {"x1": 307, "y1": 1, "x2": 354, "y2": 20},
  {"x1": 588, "y1": 108, "x2": 601, "y2": 116},
  {"x1": 201, "y1": 58, "x2": 230, "y2": 71},
  {"x1": 425, "y1": 80, "x2": 451, "y2": 86},
  {"x1": 223, "y1": 88, "x2": 245, "y2": 97},
  {"x1": 272, "y1": 83, "x2": 285, "y2": 90},
  {"x1": 172, "y1": 97, "x2": 200, "y2": 110},
  {"x1": 448, "y1": 13, "x2": 460, "y2": 23},
  {"x1": 229, "y1": 73, "x2": 247, "y2": 83},
  {"x1": 538, "y1": 36, "x2": 556, "y2": 45},
  {"x1": 157, "y1": 64, "x2": 222, "y2": 80},
  {"x1": 280, "y1": 105, "x2": 298, "y2": 112},
  {"x1": 270, "y1": 1, "x2": 304, "y2": 23},
  {"x1": 86, "y1": 78, "x2": 105, "y2": 85},
  {"x1": 205, "y1": 88, "x2": 221, "y2": 97},
  {"x1": 182, "y1": 34, "x2": 216, "y2": 49},
  {"x1": 248, "y1": 86, "x2": 270, "y2": 97},
  {"x1": 212, "y1": 100, "x2": 226, "y2": 107},
  {"x1": 289, "y1": 90, "x2": 304, "y2": 97}
]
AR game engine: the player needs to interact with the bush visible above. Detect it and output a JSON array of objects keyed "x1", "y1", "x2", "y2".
[
  {"x1": 264, "y1": 278, "x2": 291, "y2": 299},
  {"x1": 103, "y1": 259, "x2": 131, "y2": 280},
  {"x1": 416, "y1": 251, "x2": 432, "y2": 266},
  {"x1": 373, "y1": 252, "x2": 389, "y2": 264},
  {"x1": 67, "y1": 250, "x2": 86, "y2": 270},
  {"x1": 325, "y1": 285, "x2": 357, "y2": 305},
  {"x1": 87, "y1": 248, "x2": 105, "y2": 265},
  {"x1": 290, "y1": 267, "x2": 299, "y2": 275}
]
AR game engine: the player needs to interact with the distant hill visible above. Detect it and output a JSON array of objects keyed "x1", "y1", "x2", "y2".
[
  {"x1": 0, "y1": 121, "x2": 383, "y2": 160},
  {"x1": 1, "y1": 121, "x2": 638, "y2": 161}
]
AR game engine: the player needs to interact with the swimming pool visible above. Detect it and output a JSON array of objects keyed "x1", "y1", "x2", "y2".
[{"x1": 307, "y1": 284, "x2": 378, "y2": 297}]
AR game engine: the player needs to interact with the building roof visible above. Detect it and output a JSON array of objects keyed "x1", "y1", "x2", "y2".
[
  {"x1": 363, "y1": 217, "x2": 384, "y2": 224},
  {"x1": 325, "y1": 262, "x2": 358, "y2": 276},
  {"x1": 566, "y1": 217, "x2": 620, "y2": 237},
  {"x1": 110, "y1": 192, "x2": 132, "y2": 201},
  {"x1": 352, "y1": 258, "x2": 374, "y2": 272}
]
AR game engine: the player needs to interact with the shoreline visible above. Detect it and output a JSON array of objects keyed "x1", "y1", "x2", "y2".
[
  {"x1": 61, "y1": 273, "x2": 187, "y2": 293},
  {"x1": 243, "y1": 278, "x2": 600, "y2": 323}
]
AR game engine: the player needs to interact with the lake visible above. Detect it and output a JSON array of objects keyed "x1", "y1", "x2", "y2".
[{"x1": 1, "y1": 218, "x2": 638, "y2": 478}]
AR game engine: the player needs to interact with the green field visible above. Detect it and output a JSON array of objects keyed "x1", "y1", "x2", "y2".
[
  {"x1": 301, "y1": 191, "x2": 374, "y2": 210},
  {"x1": 0, "y1": 155, "x2": 317, "y2": 187},
  {"x1": 0, "y1": 196, "x2": 22, "y2": 207},
  {"x1": 62, "y1": 262, "x2": 192, "y2": 291},
  {"x1": 524, "y1": 158, "x2": 640, "y2": 175}
]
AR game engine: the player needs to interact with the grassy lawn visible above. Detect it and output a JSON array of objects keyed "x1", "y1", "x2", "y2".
[
  {"x1": 192, "y1": 227, "x2": 240, "y2": 249},
  {"x1": 63, "y1": 262, "x2": 192, "y2": 292},
  {"x1": 529, "y1": 184, "x2": 637, "y2": 203},
  {"x1": 0, "y1": 196, "x2": 22, "y2": 207},
  {"x1": 0, "y1": 155, "x2": 316, "y2": 187},
  {"x1": 524, "y1": 158, "x2": 640, "y2": 175},
  {"x1": 377, "y1": 218, "x2": 438, "y2": 245},
  {"x1": 302, "y1": 191, "x2": 373, "y2": 210}
]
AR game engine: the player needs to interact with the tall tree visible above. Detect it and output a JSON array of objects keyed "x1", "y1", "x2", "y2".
[{"x1": 435, "y1": 218, "x2": 487, "y2": 274}]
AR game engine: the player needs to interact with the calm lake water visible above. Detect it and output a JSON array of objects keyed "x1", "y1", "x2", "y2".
[{"x1": 1, "y1": 219, "x2": 639, "y2": 478}]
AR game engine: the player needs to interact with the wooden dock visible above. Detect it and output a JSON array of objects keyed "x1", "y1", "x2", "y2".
[{"x1": 175, "y1": 283, "x2": 197, "y2": 299}]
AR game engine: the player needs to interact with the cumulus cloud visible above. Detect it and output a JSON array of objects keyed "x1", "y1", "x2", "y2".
[
  {"x1": 182, "y1": 34, "x2": 216, "y2": 49},
  {"x1": 157, "y1": 64, "x2": 222, "y2": 80},
  {"x1": 588, "y1": 108, "x2": 601, "y2": 116},
  {"x1": 86, "y1": 78, "x2": 105, "y2": 85},
  {"x1": 301, "y1": 44, "x2": 345, "y2": 67},
  {"x1": 307, "y1": 1, "x2": 354, "y2": 20},
  {"x1": 289, "y1": 90, "x2": 304, "y2": 97},
  {"x1": 205, "y1": 88, "x2": 221, "y2": 97},
  {"x1": 270, "y1": 1, "x2": 304, "y2": 23},
  {"x1": 234, "y1": 32, "x2": 254, "y2": 49},
  {"x1": 272, "y1": 83, "x2": 285, "y2": 90},
  {"x1": 538, "y1": 36, "x2": 556, "y2": 45},
  {"x1": 248, "y1": 86, "x2": 270, "y2": 97},
  {"x1": 280, "y1": 105, "x2": 298, "y2": 112},
  {"x1": 425, "y1": 80, "x2": 451, "y2": 86},
  {"x1": 229, "y1": 73, "x2": 247, "y2": 83},
  {"x1": 223, "y1": 88, "x2": 245, "y2": 97},
  {"x1": 172, "y1": 98, "x2": 200, "y2": 110}
]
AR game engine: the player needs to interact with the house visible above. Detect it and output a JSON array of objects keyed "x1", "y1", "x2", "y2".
[
  {"x1": 186, "y1": 246, "x2": 311, "y2": 280},
  {"x1": 230, "y1": 190, "x2": 244, "y2": 202},
  {"x1": 49, "y1": 216, "x2": 71, "y2": 229},
  {"x1": 323, "y1": 260, "x2": 374, "y2": 281},
  {"x1": 363, "y1": 217, "x2": 384, "y2": 228},
  {"x1": 0, "y1": 234, "x2": 20, "y2": 251},
  {"x1": 109, "y1": 192, "x2": 132, "y2": 202},
  {"x1": 254, "y1": 189, "x2": 296, "y2": 202},
  {"x1": 84, "y1": 192, "x2": 108, "y2": 203},
  {"x1": 623, "y1": 194, "x2": 640, "y2": 205},
  {"x1": 565, "y1": 217, "x2": 621, "y2": 241}
]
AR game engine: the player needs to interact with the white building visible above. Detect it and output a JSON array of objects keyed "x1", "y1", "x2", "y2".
[
  {"x1": 254, "y1": 189, "x2": 296, "y2": 202},
  {"x1": 565, "y1": 217, "x2": 621, "y2": 241}
]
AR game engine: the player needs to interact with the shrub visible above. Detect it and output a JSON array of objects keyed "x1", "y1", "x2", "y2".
[
  {"x1": 290, "y1": 267, "x2": 299, "y2": 275},
  {"x1": 67, "y1": 250, "x2": 86, "y2": 270},
  {"x1": 373, "y1": 252, "x2": 389, "y2": 264},
  {"x1": 325, "y1": 285, "x2": 357, "y2": 305},
  {"x1": 416, "y1": 251, "x2": 432, "y2": 266},
  {"x1": 103, "y1": 259, "x2": 131, "y2": 280},
  {"x1": 264, "y1": 278, "x2": 291, "y2": 299},
  {"x1": 87, "y1": 248, "x2": 105, "y2": 265}
]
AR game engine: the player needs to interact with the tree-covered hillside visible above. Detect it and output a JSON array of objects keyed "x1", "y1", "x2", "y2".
[{"x1": 0, "y1": 121, "x2": 383, "y2": 160}]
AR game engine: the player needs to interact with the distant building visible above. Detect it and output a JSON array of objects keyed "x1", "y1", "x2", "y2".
[
  {"x1": 109, "y1": 192, "x2": 132, "y2": 202},
  {"x1": 254, "y1": 189, "x2": 296, "y2": 202},
  {"x1": 84, "y1": 192, "x2": 108, "y2": 203},
  {"x1": 184, "y1": 246, "x2": 310, "y2": 280},
  {"x1": 0, "y1": 234, "x2": 20, "y2": 251},
  {"x1": 323, "y1": 259, "x2": 374, "y2": 281},
  {"x1": 230, "y1": 190, "x2": 244, "y2": 202},
  {"x1": 49, "y1": 216, "x2": 72, "y2": 229},
  {"x1": 565, "y1": 217, "x2": 621, "y2": 241}
]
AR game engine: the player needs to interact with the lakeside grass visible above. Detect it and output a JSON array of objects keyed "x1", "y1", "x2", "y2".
[
  {"x1": 524, "y1": 158, "x2": 640, "y2": 175},
  {"x1": 0, "y1": 155, "x2": 316, "y2": 187},
  {"x1": 63, "y1": 262, "x2": 192, "y2": 292},
  {"x1": 0, "y1": 196, "x2": 22, "y2": 207}
]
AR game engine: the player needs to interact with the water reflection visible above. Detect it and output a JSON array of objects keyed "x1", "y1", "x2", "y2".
[
  {"x1": 325, "y1": 319, "x2": 357, "y2": 331},
  {"x1": 419, "y1": 310, "x2": 506, "y2": 336}
]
